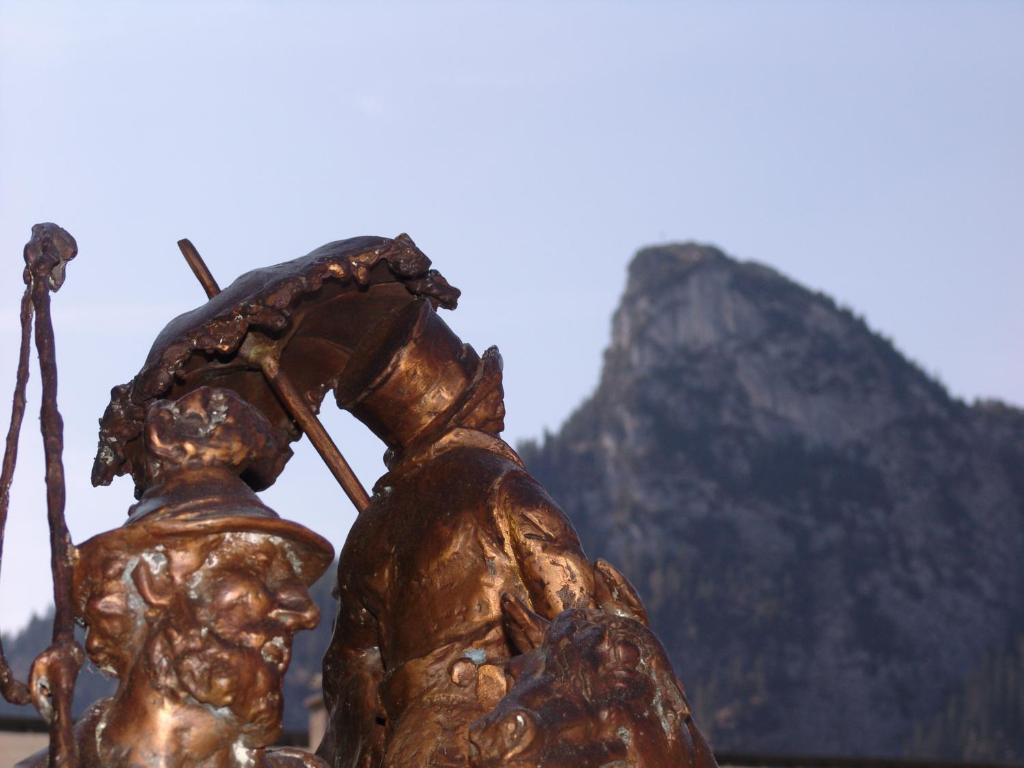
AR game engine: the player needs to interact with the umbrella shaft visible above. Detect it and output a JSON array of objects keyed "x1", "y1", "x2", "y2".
[
  {"x1": 178, "y1": 239, "x2": 220, "y2": 298},
  {"x1": 260, "y1": 356, "x2": 371, "y2": 513}
]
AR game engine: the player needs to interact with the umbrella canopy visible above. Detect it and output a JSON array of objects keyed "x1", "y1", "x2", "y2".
[{"x1": 92, "y1": 233, "x2": 459, "y2": 497}]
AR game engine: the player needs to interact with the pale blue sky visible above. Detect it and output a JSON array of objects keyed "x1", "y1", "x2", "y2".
[{"x1": 1, "y1": 0, "x2": 1021, "y2": 633}]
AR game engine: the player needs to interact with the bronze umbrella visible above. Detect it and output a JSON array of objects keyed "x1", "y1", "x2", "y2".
[{"x1": 91, "y1": 233, "x2": 459, "y2": 511}]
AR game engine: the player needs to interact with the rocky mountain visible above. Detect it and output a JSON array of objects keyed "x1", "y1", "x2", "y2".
[{"x1": 517, "y1": 243, "x2": 1024, "y2": 762}]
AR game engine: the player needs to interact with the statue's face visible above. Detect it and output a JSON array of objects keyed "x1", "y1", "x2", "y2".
[
  {"x1": 168, "y1": 534, "x2": 320, "y2": 739},
  {"x1": 81, "y1": 555, "x2": 141, "y2": 677}
]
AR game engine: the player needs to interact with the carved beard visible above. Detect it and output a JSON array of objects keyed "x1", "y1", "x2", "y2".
[{"x1": 148, "y1": 623, "x2": 284, "y2": 744}]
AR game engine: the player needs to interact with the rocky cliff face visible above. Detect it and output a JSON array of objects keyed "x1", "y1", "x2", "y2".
[{"x1": 519, "y1": 244, "x2": 1024, "y2": 761}]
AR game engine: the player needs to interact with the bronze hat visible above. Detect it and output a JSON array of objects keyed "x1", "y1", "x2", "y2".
[
  {"x1": 75, "y1": 388, "x2": 333, "y2": 611},
  {"x1": 335, "y1": 299, "x2": 496, "y2": 449},
  {"x1": 74, "y1": 473, "x2": 333, "y2": 589}
]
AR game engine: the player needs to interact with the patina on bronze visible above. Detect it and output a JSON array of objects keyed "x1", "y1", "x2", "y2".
[
  {"x1": 174, "y1": 236, "x2": 368, "y2": 512},
  {"x1": 318, "y1": 296, "x2": 718, "y2": 768},
  {"x1": 0, "y1": 224, "x2": 84, "y2": 768},
  {"x1": 92, "y1": 233, "x2": 458, "y2": 506},
  {"x1": 318, "y1": 298, "x2": 592, "y2": 768},
  {"x1": 468, "y1": 567, "x2": 717, "y2": 768},
  {"x1": 20, "y1": 386, "x2": 334, "y2": 767}
]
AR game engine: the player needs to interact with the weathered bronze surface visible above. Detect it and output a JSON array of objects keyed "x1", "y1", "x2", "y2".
[
  {"x1": 92, "y1": 234, "x2": 457, "y2": 503},
  {"x1": 20, "y1": 387, "x2": 334, "y2": 767},
  {"x1": 0, "y1": 224, "x2": 84, "y2": 767},
  {"x1": 319, "y1": 298, "x2": 595, "y2": 767},
  {"x1": 4, "y1": 229, "x2": 718, "y2": 767},
  {"x1": 468, "y1": 569, "x2": 717, "y2": 767},
  {"x1": 318, "y1": 297, "x2": 718, "y2": 768}
]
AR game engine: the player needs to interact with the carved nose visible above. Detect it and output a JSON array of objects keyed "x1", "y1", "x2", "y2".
[
  {"x1": 599, "y1": 631, "x2": 642, "y2": 669},
  {"x1": 614, "y1": 638, "x2": 641, "y2": 667},
  {"x1": 269, "y1": 584, "x2": 319, "y2": 630}
]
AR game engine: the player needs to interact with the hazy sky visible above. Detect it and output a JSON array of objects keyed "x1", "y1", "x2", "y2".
[{"x1": 1, "y1": 0, "x2": 1021, "y2": 634}]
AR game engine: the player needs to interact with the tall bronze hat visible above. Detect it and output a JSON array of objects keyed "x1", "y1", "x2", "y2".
[
  {"x1": 74, "y1": 387, "x2": 333, "y2": 611},
  {"x1": 335, "y1": 298, "x2": 504, "y2": 451}
]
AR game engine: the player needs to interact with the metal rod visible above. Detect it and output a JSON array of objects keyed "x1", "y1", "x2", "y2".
[
  {"x1": 259, "y1": 356, "x2": 371, "y2": 513},
  {"x1": 15, "y1": 224, "x2": 84, "y2": 767},
  {"x1": 32, "y1": 279, "x2": 80, "y2": 767},
  {"x1": 178, "y1": 239, "x2": 220, "y2": 299},
  {"x1": 178, "y1": 239, "x2": 371, "y2": 513},
  {"x1": 0, "y1": 289, "x2": 34, "y2": 707}
]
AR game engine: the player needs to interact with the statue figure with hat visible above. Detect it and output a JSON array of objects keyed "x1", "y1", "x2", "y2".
[
  {"x1": 318, "y1": 298, "x2": 602, "y2": 768},
  {"x1": 18, "y1": 386, "x2": 333, "y2": 767}
]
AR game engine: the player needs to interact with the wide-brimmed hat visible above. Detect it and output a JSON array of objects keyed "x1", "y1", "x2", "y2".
[
  {"x1": 75, "y1": 471, "x2": 333, "y2": 590},
  {"x1": 74, "y1": 387, "x2": 333, "y2": 612}
]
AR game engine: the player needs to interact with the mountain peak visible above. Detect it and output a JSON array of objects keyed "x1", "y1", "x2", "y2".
[
  {"x1": 630, "y1": 241, "x2": 727, "y2": 274},
  {"x1": 606, "y1": 242, "x2": 958, "y2": 449},
  {"x1": 625, "y1": 242, "x2": 786, "y2": 297}
]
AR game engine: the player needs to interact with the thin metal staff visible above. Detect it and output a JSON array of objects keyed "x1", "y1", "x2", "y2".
[{"x1": 0, "y1": 224, "x2": 84, "y2": 767}]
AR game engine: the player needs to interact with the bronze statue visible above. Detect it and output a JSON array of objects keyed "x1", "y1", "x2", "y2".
[
  {"x1": 20, "y1": 387, "x2": 333, "y2": 767},
  {"x1": 319, "y1": 298, "x2": 598, "y2": 767},
  {"x1": 1, "y1": 228, "x2": 719, "y2": 768}
]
